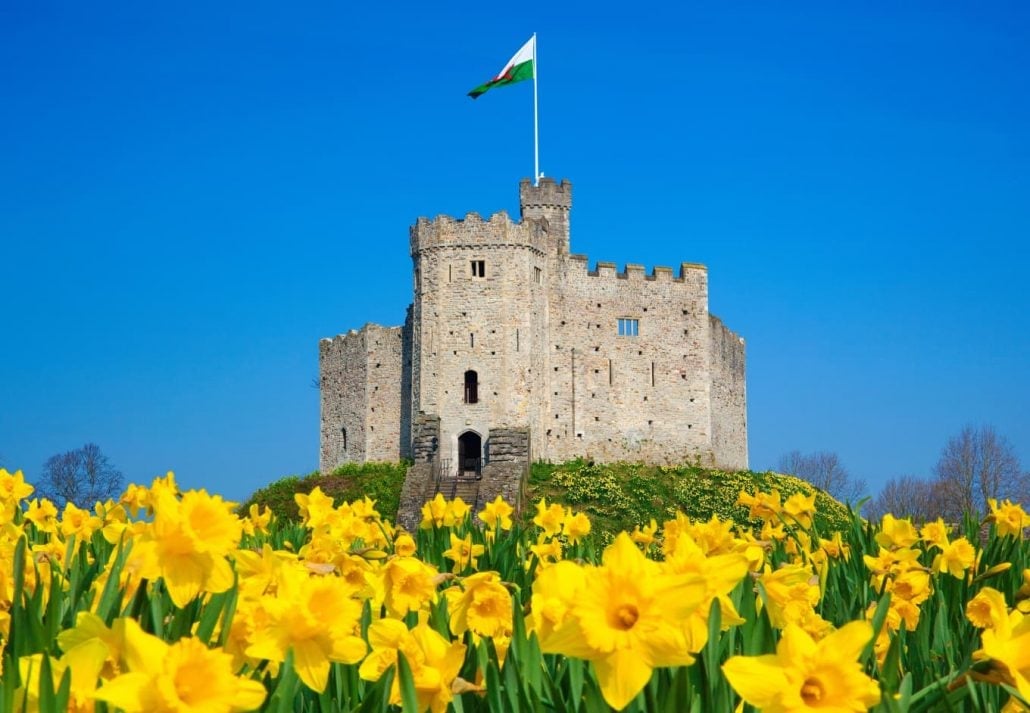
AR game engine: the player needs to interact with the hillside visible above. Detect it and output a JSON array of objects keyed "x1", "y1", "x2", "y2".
[{"x1": 242, "y1": 460, "x2": 852, "y2": 535}]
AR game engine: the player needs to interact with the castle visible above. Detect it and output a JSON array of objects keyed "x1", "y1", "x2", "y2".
[{"x1": 319, "y1": 179, "x2": 747, "y2": 519}]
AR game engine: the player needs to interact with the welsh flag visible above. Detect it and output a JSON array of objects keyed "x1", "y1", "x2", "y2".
[{"x1": 468, "y1": 36, "x2": 535, "y2": 99}]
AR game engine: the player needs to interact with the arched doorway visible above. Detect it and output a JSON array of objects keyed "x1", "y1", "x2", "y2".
[{"x1": 458, "y1": 431, "x2": 482, "y2": 476}]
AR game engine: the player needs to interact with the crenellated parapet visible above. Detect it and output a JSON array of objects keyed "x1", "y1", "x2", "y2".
[
  {"x1": 565, "y1": 254, "x2": 708, "y2": 284},
  {"x1": 409, "y1": 210, "x2": 550, "y2": 257},
  {"x1": 519, "y1": 177, "x2": 572, "y2": 216}
]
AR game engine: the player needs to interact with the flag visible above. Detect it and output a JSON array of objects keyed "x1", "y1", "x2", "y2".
[{"x1": 468, "y1": 36, "x2": 535, "y2": 99}]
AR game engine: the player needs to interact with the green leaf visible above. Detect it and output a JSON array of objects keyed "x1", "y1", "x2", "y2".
[{"x1": 396, "y1": 651, "x2": 420, "y2": 713}]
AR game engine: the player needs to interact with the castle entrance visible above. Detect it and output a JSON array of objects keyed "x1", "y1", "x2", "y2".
[{"x1": 458, "y1": 431, "x2": 482, "y2": 476}]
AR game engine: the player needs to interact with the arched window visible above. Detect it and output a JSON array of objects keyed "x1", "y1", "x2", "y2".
[{"x1": 464, "y1": 370, "x2": 479, "y2": 404}]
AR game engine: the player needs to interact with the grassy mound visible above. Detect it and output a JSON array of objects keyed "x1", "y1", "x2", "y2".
[
  {"x1": 242, "y1": 459, "x2": 852, "y2": 537},
  {"x1": 527, "y1": 460, "x2": 852, "y2": 539},
  {"x1": 238, "y1": 461, "x2": 408, "y2": 521}
]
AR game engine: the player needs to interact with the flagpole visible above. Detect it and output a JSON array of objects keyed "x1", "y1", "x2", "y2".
[{"x1": 532, "y1": 32, "x2": 540, "y2": 186}]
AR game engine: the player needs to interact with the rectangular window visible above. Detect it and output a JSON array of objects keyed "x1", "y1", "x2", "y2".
[
  {"x1": 471, "y1": 260, "x2": 486, "y2": 278},
  {"x1": 534, "y1": 266, "x2": 542, "y2": 284},
  {"x1": 617, "y1": 318, "x2": 639, "y2": 337}
]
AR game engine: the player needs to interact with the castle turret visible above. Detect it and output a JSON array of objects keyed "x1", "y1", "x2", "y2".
[{"x1": 520, "y1": 177, "x2": 572, "y2": 254}]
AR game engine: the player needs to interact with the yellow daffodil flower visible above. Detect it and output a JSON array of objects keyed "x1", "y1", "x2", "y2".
[
  {"x1": 723, "y1": 621, "x2": 880, "y2": 713},
  {"x1": 94, "y1": 619, "x2": 266, "y2": 712},
  {"x1": 988, "y1": 499, "x2": 1030, "y2": 539},
  {"x1": 533, "y1": 533, "x2": 707, "y2": 710},
  {"x1": 478, "y1": 495, "x2": 514, "y2": 531}
]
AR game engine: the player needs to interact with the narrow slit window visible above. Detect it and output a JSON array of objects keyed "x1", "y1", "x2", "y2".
[
  {"x1": 617, "y1": 318, "x2": 639, "y2": 337},
  {"x1": 470, "y1": 333, "x2": 474, "y2": 348},
  {"x1": 448, "y1": 265, "x2": 452, "y2": 282},
  {"x1": 464, "y1": 370, "x2": 479, "y2": 404},
  {"x1": 516, "y1": 328, "x2": 520, "y2": 352},
  {"x1": 471, "y1": 260, "x2": 486, "y2": 278},
  {"x1": 608, "y1": 359, "x2": 613, "y2": 385},
  {"x1": 651, "y1": 361, "x2": 655, "y2": 387}
]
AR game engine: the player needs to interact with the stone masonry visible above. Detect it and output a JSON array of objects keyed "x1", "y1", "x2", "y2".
[{"x1": 319, "y1": 178, "x2": 747, "y2": 518}]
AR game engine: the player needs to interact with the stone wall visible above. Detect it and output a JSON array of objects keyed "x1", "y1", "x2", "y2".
[
  {"x1": 319, "y1": 324, "x2": 405, "y2": 473},
  {"x1": 411, "y1": 413, "x2": 441, "y2": 462},
  {"x1": 709, "y1": 315, "x2": 748, "y2": 469},
  {"x1": 363, "y1": 324, "x2": 405, "y2": 462},
  {"x1": 396, "y1": 462, "x2": 434, "y2": 532},
  {"x1": 319, "y1": 330, "x2": 367, "y2": 473},
  {"x1": 544, "y1": 256, "x2": 715, "y2": 465},
  {"x1": 478, "y1": 427, "x2": 531, "y2": 516}
]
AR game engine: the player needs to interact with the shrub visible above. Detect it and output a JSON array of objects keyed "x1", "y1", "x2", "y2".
[{"x1": 239, "y1": 461, "x2": 409, "y2": 520}]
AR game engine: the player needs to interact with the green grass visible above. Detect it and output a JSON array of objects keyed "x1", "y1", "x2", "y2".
[
  {"x1": 527, "y1": 460, "x2": 852, "y2": 539},
  {"x1": 238, "y1": 461, "x2": 409, "y2": 520}
]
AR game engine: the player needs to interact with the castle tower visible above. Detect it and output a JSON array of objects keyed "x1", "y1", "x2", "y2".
[
  {"x1": 519, "y1": 177, "x2": 572, "y2": 255},
  {"x1": 407, "y1": 198, "x2": 557, "y2": 473}
]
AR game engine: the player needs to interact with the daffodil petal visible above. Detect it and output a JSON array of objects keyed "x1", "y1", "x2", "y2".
[
  {"x1": 722, "y1": 654, "x2": 786, "y2": 709},
  {"x1": 593, "y1": 647, "x2": 653, "y2": 711}
]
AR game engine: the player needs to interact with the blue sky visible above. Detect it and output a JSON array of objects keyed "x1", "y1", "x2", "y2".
[{"x1": 2, "y1": 1, "x2": 1027, "y2": 503}]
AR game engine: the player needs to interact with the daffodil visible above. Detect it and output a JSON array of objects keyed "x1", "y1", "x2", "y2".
[
  {"x1": 57, "y1": 611, "x2": 126, "y2": 679},
  {"x1": 442, "y1": 532, "x2": 485, "y2": 572},
  {"x1": 533, "y1": 498, "x2": 566, "y2": 537},
  {"x1": 60, "y1": 502, "x2": 103, "y2": 540},
  {"x1": 245, "y1": 566, "x2": 366, "y2": 692},
  {"x1": 876, "y1": 514, "x2": 920, "y2": 550},
  {"x1": 94, "y1": 619, "x2": 266, "y2": 712},
  {"x1": 782, "y1": 492, "x2": 816, "y2": 530},
  {"x1": 723, "y1": 621, "x2": 880, "y2": 713},
  {"x1": 967, "y1": 587, "x2": 1010, "y2": 629},
  {"x1": 0, "y1": 468, "x2": 34, "y2": 504},
  {"x1": 920, "y1": 518, "x2": 951, "y2": 550},
  {"x1": 382, "y1": 555, "x2": 439, "y2": 617},
  {"x1": 975, "y1": 608, "x2": 1030, "y2": 702},
  {"x1": 562, "y1": 510, "x2": 591, "y2": 545},
  {"x1": 19, "y1": 640, "x2": 107, "y2": 713},
  {"x1": 932, "y1": 537, "x2": 976, "y2": 579},
  {"x1": 988, "y1": 499, "x2": 1030, "y2": 539},
  {"x1": 533, "y1": 533, "x2": 707, "y2": 710},
  {"x1": 478, "y1": 495, "x2": 513, "y2": 531},
  {"x1": 630, "y1": 518, "x2": 658, "y2": 547},
  {"x1": 758, "y1": 564, "x2": 821, "y2": 629},
  {"x1": 25, "y1": 498, "x2": 59, "y2": 533},
  {"x1": 446, "y1": 571, "x2": 513, "y2": 639},
  {"x1": 737, "y1": 489, "x2": 783, "y2": 522},
  {"x1": 241, "y1": 504, "x2": 273, "y2": 537},
  {"x1": 295, "y1": 486, "x2": 336, "y2": 529},
  {"x1": 359, "y1": 619, "x2": 467, "y2": 713},
  {"x1": 126, "y1": 488, "x2": 242, "y2": 607}
]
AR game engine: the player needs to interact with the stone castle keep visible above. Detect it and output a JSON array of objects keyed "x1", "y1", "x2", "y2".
[{"x1": 319, "y1": 178, "x2": 747, "y2": 520}]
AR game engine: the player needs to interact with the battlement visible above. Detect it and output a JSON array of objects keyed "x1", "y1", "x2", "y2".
[
  {"x1": 409, "y1": 209, "x2": 552, "y2": 256},
  {"x1": 519, "y1": 177, "x2": 572, "y2": 215},
  {"x1": 567, "y1": 254, "x2": 708, "y2": 283},
  {"x1": 319, "y1": 323, "x2": 401, "y2": 353}
]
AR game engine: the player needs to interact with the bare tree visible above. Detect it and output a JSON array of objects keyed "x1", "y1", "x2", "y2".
[
  {"x1": 867, "y1": 475, "x2": 949, "y2": 522},
  {"x1": 933, "y1": 425, "x2": 1023, "y2": 519},
  {"x1": 777, "y1": 450, "x2": 867, "y2": 505},
  {"x1": 37, "y1": 443, "x2": 124, "y2": 509}
]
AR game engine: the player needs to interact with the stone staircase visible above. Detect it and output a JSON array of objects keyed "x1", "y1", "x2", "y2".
[{"x1": 436, "y1": 477, "x2": 482, "y2": 511}]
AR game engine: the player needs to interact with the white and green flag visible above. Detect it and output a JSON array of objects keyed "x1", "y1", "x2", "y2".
[{"x1": 468, "y1": 36, "x2": 536, "y2": 99}]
